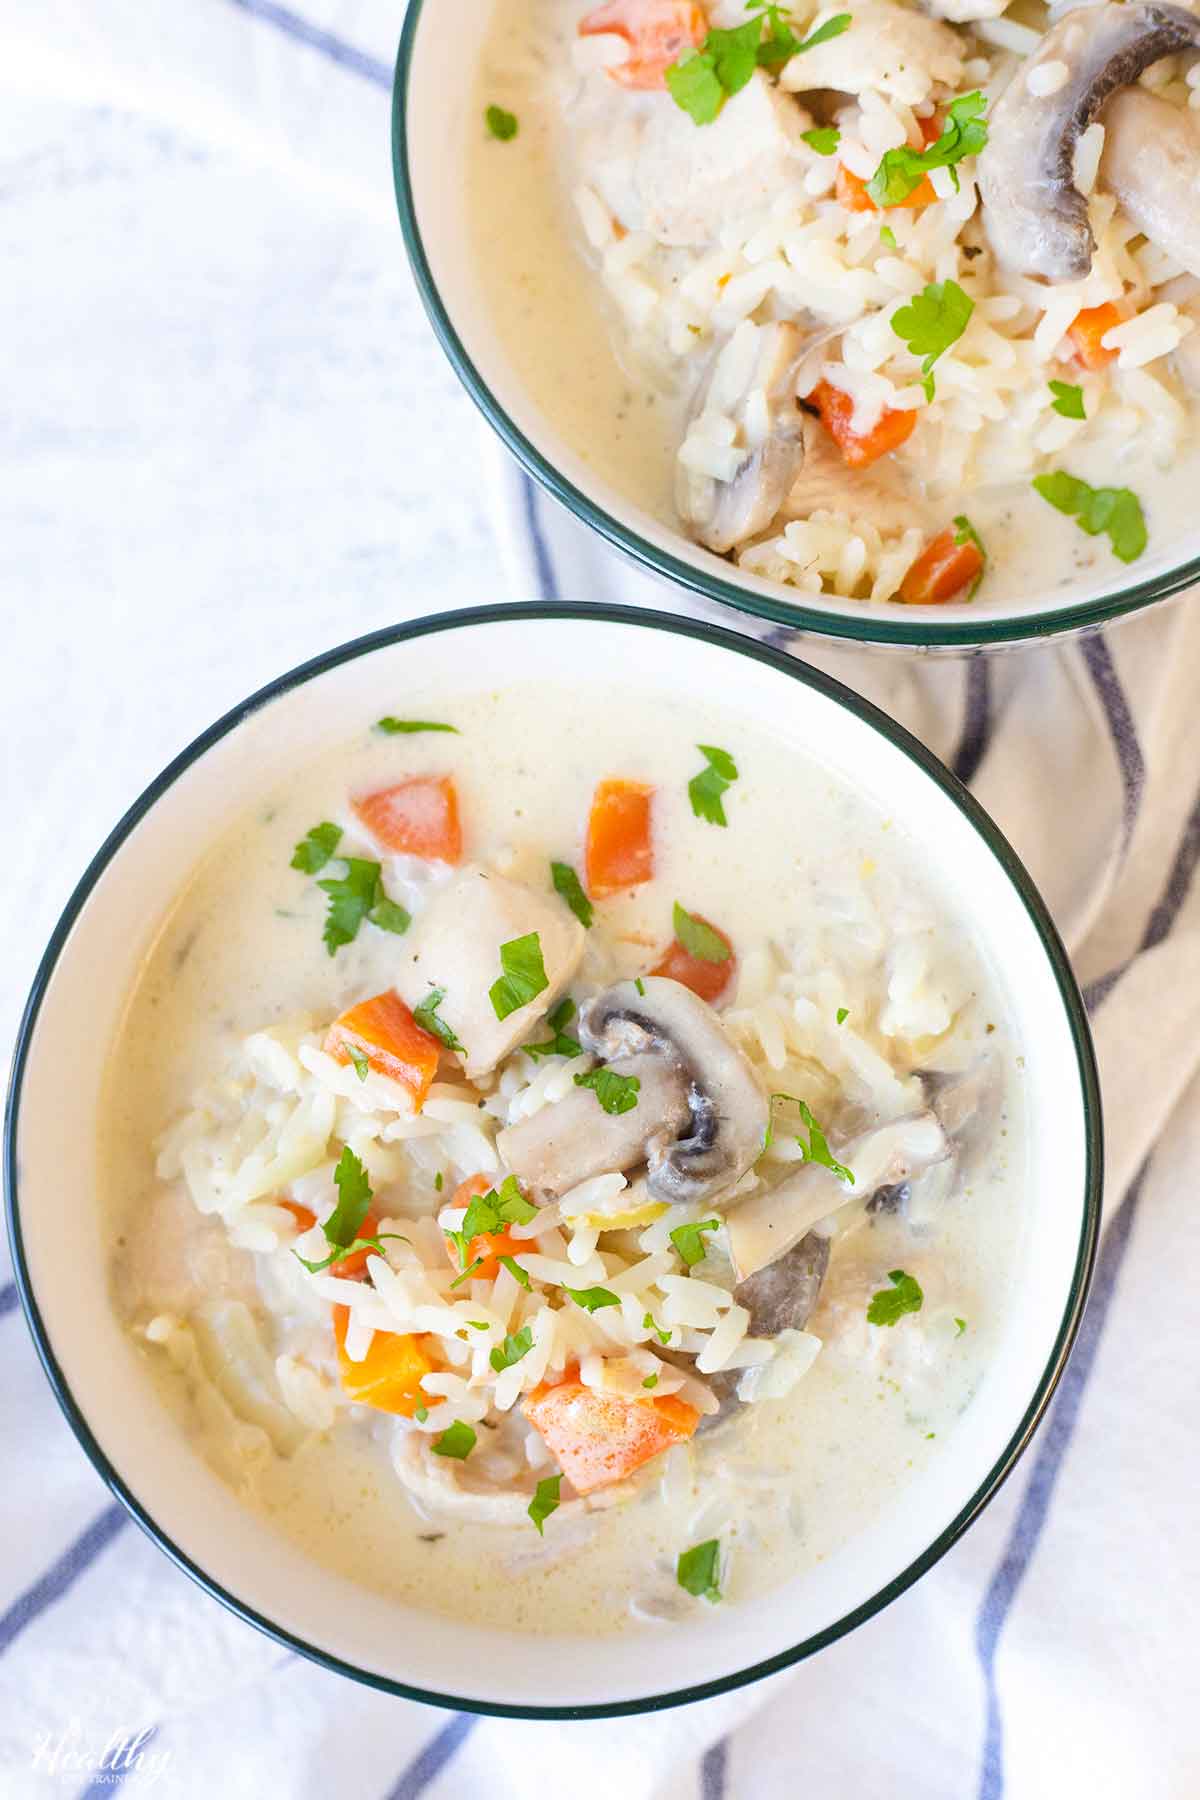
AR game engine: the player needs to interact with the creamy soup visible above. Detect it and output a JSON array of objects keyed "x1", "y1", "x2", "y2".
[
  {"x1": 469, "y1": 0, "x2": 1200, "y2": 608},
  {"x1": 104, "y1": 683, "x2": 1026, "y2": 1632}
]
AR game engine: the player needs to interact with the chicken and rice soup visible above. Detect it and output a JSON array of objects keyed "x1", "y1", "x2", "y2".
[
  {"x1": 107, "y1": 685, "x2": 1026, "y2": 1629},
  {"x1": 471, "y1": 0, "x2": 1200, "y2": 606}
]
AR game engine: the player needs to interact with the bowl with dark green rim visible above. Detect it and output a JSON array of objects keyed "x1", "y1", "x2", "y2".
[
  {"x1": 392, "y1": 1, "x2": 1200, "y2": 650},
  {"x1": 5, "y1": 605, "x2": 1100, "y2": 1714}
]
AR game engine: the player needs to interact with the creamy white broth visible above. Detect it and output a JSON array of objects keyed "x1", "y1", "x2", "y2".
[
  {"x1": 103, "y1": 683, "x2": 1026, "y2": 1633},
  {"x1": 467, "y1": 0, "x2": 1200, "y2": 610}
]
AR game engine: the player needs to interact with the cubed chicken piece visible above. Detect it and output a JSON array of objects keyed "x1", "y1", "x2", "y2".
[
  {"x1": 392, "y1": 867, "x2": 586, "y2": 1079},
  {"x1": 779, "y1": 3, "x2": 963, "y2": 108}
]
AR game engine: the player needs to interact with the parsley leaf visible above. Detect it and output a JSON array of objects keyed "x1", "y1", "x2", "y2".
[
  {"x1": 292, "y1": 1146, "x2": 408, "y2": 1273},
  {"x1": 1032, "y1": 471, "x2": 1147, "y2": 564},
  {"x1": 879, "y1": 225, "x2": 897, "y2": 250},
  {"x1": 868, "y1": 90, "x2": 988, "y2": 208},
  {"x1": 551, "y1": 860, "x2": 594, "y2": 929},
  {"x1": 891, "y1": 279, "x2": 973, "y2": 399},
  {"x1": 667, "y1": 6, "x2": 851, "y2": 123},
  {"x1": 413, "y1": 986, "x2": 465, "y2": 1053},
  {"x1": 673, "y1": 902, "x2": 732, "y2": 964},
  {"x1": 1048, "y1": 380, "x2": 1086, "y2": 421},
  {"x1": 316, "y1": 857, "x2": 409, "y2": 955},
  {"x1": 757, "y1": 6, "x2": 851, "y2": 71},
  {"x1": 290, "y1": 821, "x2": 342, "y2": 875},
  {"x1": 490, "y1": 1326, "x2": 534, "y2": 1373},
  {"x1": 369, "y1": 894, "x2": 412, "y2": 937},
  {"x1": 665, "y1": 47, "x2": 726, "y2": 126},
  {"x1": 643, "y1": 1374, "x2": 659, "y2": 1389},
  {"x1": 449, "y1": 1256, "x2": 484, "y2": 1289},
  {"x1": 489, "y1": 932, "x2": 550, "y2": 1020},
  {"x1": 414, "y1": 1404, "x2": 429, "y2": 1422},
  {"x1": 528, "y1": 1473, "x2": 562, "y2": 1535},
  {"x1": 347, "y1": 1044, "x2": 370, "y2": 1083},
  {"x1": 955, "y1": 1316, "x2": 967, "y2": 1335},
  {"x1": 643, "y1": 1311, "x2": 672, "y2": 1345},
  {"x1": 802, "y1": 126, "x2": 840, "y2": 156},
  {"x1": 374, "y1": 717, "x2": 459, "y2": 735},
  {"x1": 434, "y1": 1172, "x2": 443, "y2": 1193},
  {"x1": 677, "y1": 1538, "x2": 722, "y2": 1602},
  {"x1": 565, "y1": 1285, "x2": 621, "y2": 1313},
  {"x1": 670, "y1": 1218, "x2": 721, "y2": 1268},
  {"x1": 485, "y1": 105, "x2": 518, "y2": 141},
  {"x1": 448, "y1": 1175, "x2": 538, "y2": 1270},
  {"x1": 635, "y1": 976, "x2": 647, "y2": 996},
  {"x1": 794, "y1": 1100, "x2": 855, "y2": 1184},
  {"x1": 574, "y1": 1067, "x2": 641, "y2": 1115},
  {"x1": 432, "y1": 1421, "x2": 477, "y2": 1459},
  {"x1": 498, "y1": 1254, "x2": 531, "y2": 1290},
  {"x1": 836, "y1": 1006, "x2": 849, "y2": 1024},
  {"x1": 687, "y1": 743, "x2": 739, "y2": 827},
  {"x1": 524, "y1": 996, "x2": 582, "y2": 1061},
  {"x1": 867, "y1": 1268, "x2": 924, "y2": 1327},
  {"x1": 953, "y1": 513, "x2": 987, "y2": 599}
]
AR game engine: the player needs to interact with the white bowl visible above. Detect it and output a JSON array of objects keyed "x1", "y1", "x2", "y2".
[
  {"x1": 5, "y1": 606, "x2": 1100, "y2": 1715},
  {"x1": 393, "y1": 1, "x2": 1200, "y2": 650}
]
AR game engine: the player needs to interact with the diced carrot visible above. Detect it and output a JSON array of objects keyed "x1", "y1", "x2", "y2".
[
  {"x1": 898, "y1": 527, "x2": 984, "y2": 605},
  {"x1": 352, "y1": 776, "x2": 462, "y2": 863},
  {"x1": 441, "y1": 1173, "x2": 525, "y2": 1281},
  {"x1": 651, "y1": 916, "x2": 735, "y2": 1004},
  {"x1": 578, "y1": 0, "x2": 707, "y2": 90},
  {"x1": 324, "y1": 991, "x2": 442, "y2": 1110},
  {"x1": 279, "y1": 1200, "x2": 317, "y2": 1234},
  {"x1": 1068, "y1": 302, "x2": 1123, "y2": 371},
  {"x1": 811, "y1": 380, "x2": 918, "y2": 469},
  {"x1": 524, "y1": 1369, "x2": 699, "y2": 1495},
  {"x1": 585, "y1": 779, "x2": 655, "y2": 898},
  {"x1": 332, "y1": 1305, "x2": 436, "y2": 1417},
  {"x1": 836, "y1": 164, "x2": 937, "y2": 213}
]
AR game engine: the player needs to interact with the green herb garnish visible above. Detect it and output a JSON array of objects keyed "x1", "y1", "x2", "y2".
[
  {"x1": 293, "y1": 1146, "x2": 405, "y2": 1273},
  {"x1": 290, "y1": 821, "x2": 342, "y2": 875},
  {"x1": 347, "y1": 1044, "x2": 370, "y2": 1083},
  {"x1": 499, "y1": 1254, "x2": 531, "y2": 1290},
  {"x1": 635, "y1": 976, "x2": 647, "y2": 997},
  {"x1": 643, "y1": 1311, "x2": 672, "y2": 1346},
  {"x1": 528, "y1": 1473, "x2": 562, "y2": 1535},
  {"x1": 891, "y1": 279, "x2": 973, "y2": 400},
  {"x1": 565, "y1": 1285, "x2": 621, "y2": 1313},
  {"x1": 1032, "y1": 471, "x2": 1147, "y2": 564},
  {"x1": 450, "y1": 1256, "x2": 484, "y2": 1289},
  {"x1": 447, "y1": 1175, "x2": 538, "y2": 1271},
  {"x1": 868, "y1": 91, "x2": 988, "y2": 208},
  {"x1": 413, "y1": 985, "x2": 465, "y2": 1053},
  {"x1": 551, "y1": 861, "x2": 594, "y2": 929},
  {"x1": 954, "y1": 1316, "x2": 967, "y2": 1335},
  {"x1": 315, "y1": 856, "x2": 410, "y2": 955},
  {"x1": 665, "y1": 7, "x2": 850, "y2": 125},
  {"x1": 490, "y1": 1326, "x2": 534, "y2": 1373},
  {"x1": 523, "y1": 997, "x2": 582, "y2": 1061},
  {"x1": 687, "y1": 744, "x2": 738, "y2": 827},
  {"x1": 432, "y1": 1421, "x2": 477, "y2": 1459},
  {"x1": 670, "y1": 1218, "x2": 721, "y2": 1268},
  {"x1": 489, "y1": 932, "x2": 550, "y2": 1021},
  {"x1": 414, "y1": 1404, "x2": 429, "y2": 1422},
  {"x1": 434, "y1": 1172, "x2": 444, "y2": 1193},
  {"x1": 802, "y1": 126, "x2": 840, "y2": 155},
  {"x1": 677, "y1": 1538, "x2": 722, "y2": 1602},
  {"x1": 879, "y1": 225, "x2": 897, "y2": 250},
  {"x1": 642, "y1": 1374, "x2": 659, "y2": 1389},
  {"x1": 836, "y1": 1007, "x2": 849, "y2": 1025},
  {"x1": 953, "y1": 513, "x2": 987, "y2": 599},
  {"x1": 867, "y1": 1268, "x2": 925, "y2": 1327},
  {"x1": 673, "y1": 902, "x2": 731, "y2": 964},
  {"x1": 574, "y1": 1067, "x2": 641, "y2": 1115},
  {"x1": 485, "y1": 105, "x2": 518, "y2": 141},
  {"x1": 374, "y1": 717, "x2": 459, "y2": 735},
  {"x1": 1048, "y1": 380, "x2": 1086, "y2": 421},
  {"x1": 794, "y1": 1100, "x2": 855, "y2": 1184}
]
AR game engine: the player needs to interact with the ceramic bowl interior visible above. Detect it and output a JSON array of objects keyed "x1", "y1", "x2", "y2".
[
  {"x1": 7, "y1": 607, "x2": 1100, "y2": 1716},
  {"x1": 393, "y1": 0, "x2": 1200, "y2": 649}
]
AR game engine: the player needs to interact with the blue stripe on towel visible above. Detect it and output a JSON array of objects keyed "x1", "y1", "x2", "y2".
[
  {"x1": 0, "y1": 1503, "x2": 130, "y2": 1655},
  {"x1": 974, "y1": 1159, "x2": 1150, "y2": 1800},
  {"x1": 385, "y1": 1713, "x2": 478, "y2": 1800},
  {"x1": 0, "y1": 1281, "x2": 19, "y2": 1319},
  {"x1": 225, "y1": 0, "x2": 391, "y2": 87},
  {"x1": 1083, "y1": 775, "x2": 1200, "y2": 1010},
  {"x1": 700, "y1": 1736, "x2": 729, "y2": 1800},
  {"x1": 952, "y1": 659, "x2": 993, "y2": 787},
  {"x1": 1080, "y1": 637, "x2": 1145, "y2": 846}
]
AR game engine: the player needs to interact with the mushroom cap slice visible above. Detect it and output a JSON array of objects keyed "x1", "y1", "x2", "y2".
[
  {"x1": 733, "y1": 1231, "x2": 830, "y2": 1339},
  {"x1": 978, "y1": 3, "x2": 1200, "y2": 281},
  {"x1": 495, "y1": 1054, "x2": 690, "y2": 1200},
  {"x1": 1099, "y1": 88, "x2": 1200, "y2": 282},
  {"x1": 578, "y1": 977, "x2": 769, "y2": 1206}
]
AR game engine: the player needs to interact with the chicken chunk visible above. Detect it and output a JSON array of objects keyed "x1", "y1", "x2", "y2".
[
  {"x1": 779, "y1": 3, "x2": 964, "y2": 107},
  {"x1": 392, "y1": 867, "x2": 586, "y2": 1079}
]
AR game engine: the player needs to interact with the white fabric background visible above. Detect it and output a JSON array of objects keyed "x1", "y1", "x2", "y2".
[{"x1": 3, "y1": 3, "x2": 1199, "y2": 1796}]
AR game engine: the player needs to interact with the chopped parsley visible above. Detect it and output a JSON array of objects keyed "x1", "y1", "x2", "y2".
[
  {"x1": 643, "y1": 1311, "x2": 672, "y2": 1345},
  {"x1": 953, "y1": 513, "x2": 987, "y2": 599},
  {"x1": 528, "y1": 1473, "x2": 562, "y2": 1535},
  {"x1": 673, "y1": 902, "x2": 731, "y2": 964},
  {"x1": 879, "y1": 225, "x2": 898, "y2": 250},
  {"x1": 687, "y1": 743, "x2": 739, "y2": 827},
  {"x1": 485, "y1": 105, "x2": 518, "y2": 141},
  {"x1": 414, "y1": 1404, "x2": 429, "y2": 1423},
  {"x1": 670, "y1": 1218, "x2": 721, "y2": 1268},
  {"x1": 434, "y1": 1172, "x2": 444, "y2": 1193},
  {"x1": 634, "y1": 976, "x2": 647, "y2": 997},
  {"x1": 450, "y1": 1257, "x2": 484, "y2": 1289},
  {"x1": 523, "y1": 996, "x2": 582, "y2": 1061},
  {"x1": 642, "y1": 1374, "x2": 659, "y2": 1389},
  {"x1": 794, "y1": 1100, "x2": 855, "y2": 1184},
  {"x1": 891, "y1": 279, "x2": 974, "y2": 400},
  {"x1": 802, "y1": 126, "x2": 840, "y2": 156},
  {"x1": 368, "y1": 893, "x2": 412, "y2": 937},
  {"x1": 490, "y1": 1325, "x2": 534, "y2": 1373},
  {"x1": 836, "y1": 1006, "x2": 849, "y2": 1025},
  {"x1": 756, "y1": 6, "x2": 851, "y2": 73},
  {"x1": 374, "y1": 717, "x2": 459, "y2": 735},
  {"x1": 311, "y1": 855, "x2": 411, "y2": 955},
  {"x1": 551, "y1": 861, "x2": 594, "y2": 929},
  {"x1": 413, "y1": 986, "x2": 465, "y2": 1053},
  {"x1": 574, "y1": 1067, "x2": 641, "y2": 1115},
  {"x1": 489, "y1": 931, "x2": 550, "y2": 1020},
  {"x1": 677, "y1": 1538, "x2": 722, "y2": 1602},
  {"x1": 868, "y1": 90, "x2": 988, "y2": 208},
  {"x1": 867, "y1": 1268, "x2": 925, "y2": 1327},
  {"x1": 1048, "y1": 380, "x2": 1086, "y2": 421},
  {"x1": 293, "y1": 1146, "x2": 404, "y2": 1273},
  {"x1": 447, "y1": 1175, "x2": 537, "y2": 1270},
  {"x1": 1033, "y1": 470, "x2": 1147, "y2": 564},
  {"x1": 347, "y1": 1043, "x2": 370, "y2": 1083},
  {"x1": 565, "y1": 1285, "x2": 621, "y2": 1313},
  {"x1": 290, "y1": 821, "x2": 342, "y2": 875},
  {"x1": 955, "y1": 1316, "x2": 967, "y2": 1336},
  {"x1": 499, "y1": 1253, "x2": 531, "y2": 1290},
  {"x1": 431, "y1": 1421, "x2": 477, "y2": 1459}
]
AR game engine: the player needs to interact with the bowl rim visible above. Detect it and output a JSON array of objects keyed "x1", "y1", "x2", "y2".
[
  {"x1": 391, "y1": 2, "x2": 1200, "y2": 649},
  {"x1": 4, "y1": 601, "x2": 1102, "y2": 1718}
]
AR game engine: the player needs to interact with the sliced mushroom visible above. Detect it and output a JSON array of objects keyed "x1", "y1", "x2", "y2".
[
  {"x1": 727, "y1": 1111, "x2": 948, "y2": 1281},
  {"x1": 778, "y1": 1, "x2": 964, "y2": 106},
  {"x1": 496, "y1": 1054, "x2": 690, "y2": 1199},
  {"x1": 677, "y1": 321, "x2": 805, "y2": 555},
  {"x1": 578, "y1": 977, "x2": 769, "y2": 1206},
  {"x1": 733, "y1": 1231, "x2": 830, "y2": 1338},
  {"x1": 1099, "y1": 88, "x2": 1200, "y2": 280},
  {"x1": 391, "y1": 866, "x2": 585, "y2": 1079},
  {"x1": 978, "y1": 4, "x2": 1200, "y2": 281}
]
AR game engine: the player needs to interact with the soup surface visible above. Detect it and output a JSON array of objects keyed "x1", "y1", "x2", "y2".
[
  {"x1": 105, "y1": 683, "x2": 1026, "y2": 1632},
  {"x1": 469, "y1": 0, "x2": 1200, "y2": 609}
]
